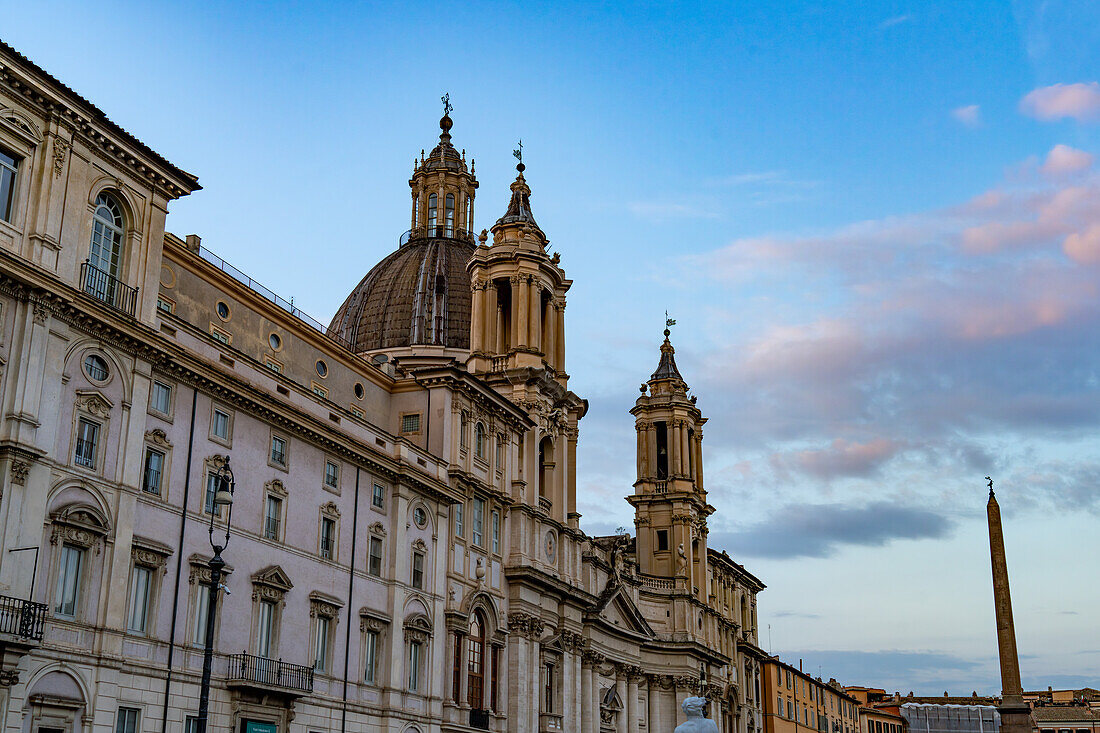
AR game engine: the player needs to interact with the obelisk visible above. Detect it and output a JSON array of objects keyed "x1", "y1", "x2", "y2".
[{"x1": 985, "y1": 478, "x2": 1033, "y2": 733}]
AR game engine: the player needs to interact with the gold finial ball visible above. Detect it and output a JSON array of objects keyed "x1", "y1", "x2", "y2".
[{"x1": 440, "y1": 114, "x2": 453, "y2": 132}]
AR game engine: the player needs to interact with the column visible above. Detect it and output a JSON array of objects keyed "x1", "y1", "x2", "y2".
[
  {"x1": 470, "y1": 281, "x2": 484, "y2": 353},
  {"x1": 511, "y1": 276, "x2": 524, "y2": 348},
  {"x1": 517, "y1": 275, "x2": 530, "y2": 347},
  {"x1": 508, "y1": 635, "x2": 529, "y2": 733},
  {"x1": 647, "y1": 677, "x2": 658, "y2": 733},
  {"x1": 574, "y1": 649, "x2": 583, "y2": 727},
  {"x1": 531, "y1": 636, "x2": 542, "y2": 733},
  {"x1": 582, "y1": 660, "x2": 594, "y2": 733},
  {"x1": 543, "y1": 296, "x2": 555, "y2": 362},
  {"x1": 529, "y1": 280, "x2": 542, "y2": 352},
  {"x1": 680, "y1": 423, "x2": 690, "y2": 478},
  {"x1": 555, "y1": 302, "x2": 566, "y2": 370},
  {"x1": 694, "y1": 435, "x2": 704, "y2": 491},
  {"x1": 627, "y1": 674, "x2": 640, "y2": 733},
  {"x1": 616, "y1": 671, "x2": 628, "y2": 733},
  {"x1": 496, "y1": 297, "x2": 506, "y2": 353},
  {"x1": 636, "y1": 426, "x2": 646, "y2": 481}
]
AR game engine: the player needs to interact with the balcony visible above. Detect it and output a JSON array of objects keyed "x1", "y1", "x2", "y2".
[
  {"x1": 0, "y1": 595, "x2": 47, "y2": 646},
  {"x1": 400, "y1": 225, "x2": 475, "y2": 247},
  {"x1": 81, "y1": 261, "x2": 137, "y2": 316},
  {"x1": 227, "y1": 653, "x2": 313, "y2": 697}
]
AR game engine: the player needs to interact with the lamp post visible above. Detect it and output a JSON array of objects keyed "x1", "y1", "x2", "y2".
[{"x1": 197, "y1": 456, "x2": 235, "y2": 733}]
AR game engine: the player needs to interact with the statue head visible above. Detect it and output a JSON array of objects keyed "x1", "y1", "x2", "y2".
[{"x1": 682, "y1": 696, "x2": 707, "y2": 718}]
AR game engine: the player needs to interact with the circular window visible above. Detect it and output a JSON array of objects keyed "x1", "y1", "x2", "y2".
[
  {"x1": 544, "y1": 531, "x2": 557, "y2": 562},
  {"x1": 354, "y1": 382, "x2": 364, "y2": 400},
  {"x1": 413, "y1": 506, "x2": 427, "y2": 528},
  {"x1": 83, "y1": 354, "x2": 109, "y2": 382},
  {"x1": 216, "y1": 301, "x2": 231, "y2": 320},
  {"x1": 269, "y1": 333, "x2": 282, "y2": 351},
  {"x1": 316, "y1": 360, "x2": 328, "y2": 378}
]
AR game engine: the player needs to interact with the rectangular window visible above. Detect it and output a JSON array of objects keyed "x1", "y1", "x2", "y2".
[
  {"x1": 314, "y1": 616, "x2": 330, "y2": 672},
  {"x1": 54, "y1": 543, "x2": 84, "y2": 617},
  {"x1": 656, "y1": 529, "x2": 669, "y2": 551},
  {"x1": 496, "y1": 434, "x2": 505, "y2": 468},
  {"x1": 150, "y1": 381, "x2": 172, "y2": 414},
  {"x1": 401, "y1": 413, "x2": 421, "y2": 434},
  {"x1": 142, "y1": 448, "x2": 165, "y2": 495},
  {"x1": 324, "y1": 460, "x2": 339, "y2": 489},
  {"x1": 472, "y1": 498, "x2": 484, "y2": 547},
  {"x1": 212, "y1": 408, "x2": 230, "y2": 440},
  {"x1": 460, "y1": 412, "x2": 469, "y2": 448},
  {"x1": 264, "y1": 496, "x2": 282, "y2": 540},
  {"x1": 204, "y1": 472, "x2": 223, "y2": 517},
  {"x1": 408, "y1": 641, "x2": 421, "y2": 692},
  {"x1": 257, "y1": 599, "x2": 275, "y2": 657},
  {"x1": 74, "y1": 418, "x2": 99, "y2": 468},
  {"x1": 454, "y1": 502, "x2": 464, "y2": 537},
  {"x1": 351, "y1": 406, "x2": 364, "y2": 419},
  {"x1": 192, "y1": 584, "x2": 210, "y2": 644},
  {"x1": 411, "y1": 551, "x2": 424, "y2": 589},
  {"x1": 115, "y1": 707, "x2": 139, "y2": 733},
  {"x1": 127, "y1": 565, "x2": 152, "y2": 633},
  {"x1": 787, "y1": 701, "x2": 793, "y2": 719},
  {"x1": 156, "y1": 296, "x2": 174, "y2": 314},
  {"x1": 311, "y1": 382, "x2": 328, "y2": 398},
  {"x1": 210, "y1": 326, "x2": 231, "y2": 345},
  {"x1": 264, "y1": 357, "x2": 282, "y2": 373},
  {"x1": 0, "y1": 148, "x2": 18, "y2": 222},
  {"x1": 372, "y1": 483, "x2": 385, "y2": 509},
  {"x1": 364, "y1": 630, "x2": 378, "y2": 684},
  {"x1": 778, "y1": 695, "x2": 784, "y2": 717},
  {"x1": 544, "y1": 663, "x2": 554, "y2": 713},
  {"x1": 320, "y1": 517, "x2": 336, "y2": 559},
  {"x1": 270, "y1": 435, "x2": 287, "y2": 466},
  {"x1": 185, "y1": 717, "x2": 200, "y2": 733},
  {"x1": 368, "y1": 536, "x2": 383, "y2": 577},
  {"x1": 491, "y1": 510, "x2": 500, "y2": 554}
]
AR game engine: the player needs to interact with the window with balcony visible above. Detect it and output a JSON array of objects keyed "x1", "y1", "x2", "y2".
[
  {"x1": 73, "y1": 418, "x2": 99, "y2": 469},
  {"x1": 264, "y1": 496, "x2": 282, "y2": 540},
  {"x1": 142, "y1": 448, "x2": 164, "y2": 495},
  {"x1": 467, "y1": 611, "x2": 486, "y2": 708},
  {"x1": 368, "y1": 536, "x2": 383, "y2": 577},
  {"x1": 364, "y1": 628, "x2": 378, "y2": 684},
  {"x1": 0, "y1": 148, "x2": 18, "y2": 223},
  {"x1": 313, "y1": 615, "x2": 331, "y2": 673},
  {"x1": 408, "y1": 640, "x2": 422, "y2": 692},
  {"x1": 257, "y1": 599, "x2": 276, "y2": 657},
  {"x1": 85, "y1": 193, "x2": 126, "y2": 305},
  {"x1": 320, "y1": 516, "x2": 336, "y2": 560}
]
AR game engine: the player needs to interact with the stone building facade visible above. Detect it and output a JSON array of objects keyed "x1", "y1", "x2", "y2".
[
  {"x1": 0, "y1": 40, "x2": 766, "y2": 733},
  {"x1": 762, "y1": 658, "x2": 860, "y2": 733}
]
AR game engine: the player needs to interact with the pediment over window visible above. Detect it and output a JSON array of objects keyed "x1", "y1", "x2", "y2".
[
  {"x1": 587, "y1": 586, "x2": 655, "y2": 639},
  {"x1": 403, "y1": 613, "x2": 432, "y2": 642},
  {"x1": 188, "y1": 553, "x2": 234, "y2": 585},
  {"x1": 601, "y1": 687, "x2": 623, "y2": 711},
  {"x1": 360, "y1": 607, "x2": 391, "y2": 632},
  {"x1": 144, "y1": 429, "x2": 171, "y2": 447},
  {"x1": 309, "y1": 591, "x2": 343, "y2": 619},
  {"x1": 252, "y1": 565, "x2": 293, "y2": 603},
  {"x1": 49, "y1": 503, "x2": 110, "y2": 549},
  {"x1": 74, "y1": 390, "x2": 113, "y2": 418},
  {"x1": 132, "y1": 536, "x2": 173, "y2": 570},
  {"x1": 321, "y1": 501, "x2": 340, "y2": 518},
  {"x1": 368, "y1": 521, "x2": 386, "y2": 536},
  {"x1": 265, "y1": 479, "x2": 287, "y2": 497}
]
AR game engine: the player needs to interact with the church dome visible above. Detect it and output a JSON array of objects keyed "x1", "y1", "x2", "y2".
[{"x1": 328, "y1": 234, "x2": 475, "y2": 352}]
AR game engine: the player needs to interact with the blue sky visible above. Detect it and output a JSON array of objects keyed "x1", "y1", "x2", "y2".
[{"x1": 5, "y1": 0, "x2": 1098, "y2": 695}]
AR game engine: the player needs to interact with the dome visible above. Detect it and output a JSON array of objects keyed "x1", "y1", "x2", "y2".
[{"x1": 328, "y1": 234, "x2": 475, "y2": 352}]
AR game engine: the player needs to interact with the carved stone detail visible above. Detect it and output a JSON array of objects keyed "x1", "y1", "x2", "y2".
[
  {"x1": 75, "y1": 392, "x2": 112, "y2": 418},
  {"x1": 32, "y1": 301, "x2": 50, "y2": 325},
  {"x1": 52, "y1": 136, "x2": 69, "y2": 178},
  {"x1": 144, "y1": 428, "x2": 171, "y2": 447},
  {"x1": 507, "y1": 611, "x2": 545, "y2": 640},
  {"x1": 9, "y1": 459, "x2": 29, "y2": 485}
]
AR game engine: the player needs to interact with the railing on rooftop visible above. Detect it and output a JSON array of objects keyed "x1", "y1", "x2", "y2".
[
  {"x1": 227, "y1": 653, "x2": 313, "y2": 694},
  {"x1": 399, "y1": 225, "x2": 476, "y2": 247},
  {"x1": 0, "y1": 595, "x2": 47, "y2": 641},
  {"x1": 196, "y1": 246, "x2": 353, "y2": 352},
  {"x1": 81, "y1": 261, "x2": 138, "y2": 316}
]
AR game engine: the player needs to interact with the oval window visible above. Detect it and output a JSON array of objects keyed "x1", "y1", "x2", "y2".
[
  {"x1": 216, "y1": 301, "x2": 230, "y2": 320},
  {"x1": 413, "y1": 506, "x2": 427, "y2": 528},
  {"x1": 269, "y1": 333, "x2": 282, "y2": 350},
  {"x1": 83, "y1": 354, "x2": 109, "y2": 382},
  {"x1": 354, "y1": 382, "x2": 364, "y2": 400},
  {"x1": 316, "y1": 360, "x2": 328, "y2": 378}
]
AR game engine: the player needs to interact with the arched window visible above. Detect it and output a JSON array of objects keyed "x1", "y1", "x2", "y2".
[
  {"x1": 445, "y1": 193, "x2": 455, "y2": 236},
  {"x1": 467, "y1": 611, "x2": 486, "y2": 708},
  {"x1": 474, "y1": 423, "x2": 485, "y2": 459},
  {"x1": 428, "y1": 193, "x2": 438, "y2": 230},
  {"x1": 414, "y1": 193, "x2": 421, "y2": 227},
  {"x1": 90, "y1": 192, "x2": 124, "y2": 277}
]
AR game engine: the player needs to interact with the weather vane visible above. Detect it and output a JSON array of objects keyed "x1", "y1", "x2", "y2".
[
  {"x1": 665, "y1": 310, "x2": 676, "y2": 329},
  {"x1": 513, "y1": 139, "x2": 523, "y2": 163},
  {"x1": 441, "y1": 93, "x2": 452, "y2": 117}
]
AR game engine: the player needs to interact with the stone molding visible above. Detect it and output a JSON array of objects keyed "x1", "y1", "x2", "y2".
[{"x1": 507, "y1": 610, "x2": 545, "y2": 640}]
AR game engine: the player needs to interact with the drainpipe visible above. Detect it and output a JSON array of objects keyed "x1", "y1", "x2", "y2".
[
  {"x1": 160, "y1": 387, "x2": 199, "y2": 733},
  {"x1": 340, "y1": 466, "x2": 361, "y2": 733}
]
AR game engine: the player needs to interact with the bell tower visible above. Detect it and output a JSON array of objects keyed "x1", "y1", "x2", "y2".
[
  {"x1": 408, "y1": 95, "x2": 478, "y2": 241},
  {"x1": 628, "y1": 323, "x2": 713, "y2": 593}
]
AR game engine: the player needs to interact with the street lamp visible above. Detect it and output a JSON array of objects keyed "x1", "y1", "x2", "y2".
[{"x1": 197, "y1": 456, "x2": 235, "y2": 733}]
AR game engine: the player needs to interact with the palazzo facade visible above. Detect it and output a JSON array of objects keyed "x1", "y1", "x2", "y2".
[{"x1": 0, "y1": 40, "x2": 766, "y2": 733}]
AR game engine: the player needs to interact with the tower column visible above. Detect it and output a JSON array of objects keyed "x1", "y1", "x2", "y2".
[
  {"x1": 470, "y1": 281, "x2": 484, "y2": 353},
  {"x1": 627, "y1": 673, "x2": 639, "y2": 733},
  {"x1": 680, "y1": 422, "x2": 690, "y2": 478},
  {"x1": 616, "y1": 671, "x2": 628, "y2": 733},
  {"x1": 529, "y1": 280, "x2": 541, "y2": 351},
  {"x1": 646, "y1": 425, "x2": 658, "y2": 482},
  {"x1": 511, "y1": 276, "x2": 524, "y2": 349},
  {"x1": 555, "y1": 302, "x2": 566, "y2": 370},
  {"x1": 636, "y1": 425, "x2": 645, "y2": 481},
  {"x1": 543, "y1": 297, "x2": 556, "y2": 366},
  {"x1": 581, "y1": 657, "x2": 593, "y2": 733}
]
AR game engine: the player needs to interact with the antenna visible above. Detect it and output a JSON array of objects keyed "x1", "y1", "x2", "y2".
[{"x1": 768, "y1": 623, "x2": 773, "y2": 651}]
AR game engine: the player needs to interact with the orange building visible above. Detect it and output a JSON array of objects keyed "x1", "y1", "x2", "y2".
[{"x1": 763, "y1": 657, "x2": 860, "y2": 733}]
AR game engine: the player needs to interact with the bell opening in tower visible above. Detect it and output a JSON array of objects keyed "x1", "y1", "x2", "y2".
[
  {"x1": 445, "y1": 194, "x2": 455, "y2": 238},
  {"x1": 538, "y1": 436, "x2": 554, "y2": 500},
  {"x1": 495, "y1": 280, "x2": 512, "y2": 352},
  {"x1": 655, "y1": 421, "x2": 669, "y2": 479}
]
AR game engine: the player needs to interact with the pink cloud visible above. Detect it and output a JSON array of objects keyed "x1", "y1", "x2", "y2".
[
  {"x1": 951, "y1": 104, "x2": 981, "y2": 128},
  {"x1": 1020, "y1": 82, "x2": 1100, "y2": 122},
  {"x1": 1041, "y1": 144, "x2": 1094, "y2": 177},
  {"x1": 1063, "y1": 223, "x2": 1100, "y2": 264},
  {"x1": 775, "y1": 438, "x2": 904, "y2": 480}
]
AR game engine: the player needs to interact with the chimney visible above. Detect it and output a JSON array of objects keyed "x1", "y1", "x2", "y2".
[{"x1": 185, "y1": 234, "x2": 201, "y2": 252}]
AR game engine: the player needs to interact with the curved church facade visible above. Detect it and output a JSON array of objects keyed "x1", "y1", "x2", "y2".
[{"x1": 0, "y1": 40, "x2": 766, "y2": 733}]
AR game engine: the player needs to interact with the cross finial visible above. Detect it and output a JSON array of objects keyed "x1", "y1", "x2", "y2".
[
  {"x1": 441, "y1": 93, "x2": 452, "y2": 117},
  {"x1": 513, "y1": 139, "x2": 523, "y2": 163},
  {"x1": 986, "y1": 476, "x2": 994, "y2": 497}
]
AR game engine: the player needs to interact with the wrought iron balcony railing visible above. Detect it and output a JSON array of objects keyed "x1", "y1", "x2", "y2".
[
  {"x1": 81, "y1": 261, "x2": 138, "y2": 316},
  {"x1": 0, "y1": 594, "x2": 47, "y2": 642},
  {"x1": 227, "y1": 653, "x2": 313, "y2": 693},
  {"x1": 399, "y1": 225, "x2": 475, "y2": 247}
]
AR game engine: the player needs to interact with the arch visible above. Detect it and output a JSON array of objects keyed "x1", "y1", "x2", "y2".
[
  {"x1": 62, "y1": 337, "x2": 134, "y2": 399},
  {"x1": 86, "y1": 178, "x2": 139, "y2": 233},
  {"x1": 403, "y1": 595, "x2": 432, "y2": 623},
  {"x1": 459, "y1": 590, "x2": 501, "y2": 632},
  {"x1": 538, "y1": 436, "x2": 555, "y2": 499},
  {"x1": 0, "y1": 108, "x2": 44, "y2": 142},
  {"x1": 24, "y1": 664, "x2": 88, "y2": 703},
  {"x1": 466, "y1": 608, "x2": 487, "y2": 708},
  {"x1": 474, "y1": 422, "x2": 486, "y2": 459},
  {"x1": 47, "y1": 482, "x2": 113, "y2": 531}
]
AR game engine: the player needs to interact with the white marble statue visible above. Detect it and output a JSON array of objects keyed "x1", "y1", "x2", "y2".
[{"x1": 675, "y1": 697, "x2": 718, "y2": 733}]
